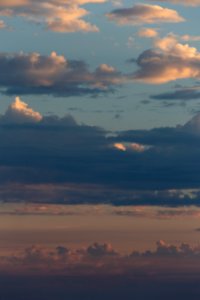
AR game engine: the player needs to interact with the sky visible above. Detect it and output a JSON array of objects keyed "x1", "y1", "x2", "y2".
[{"x1": 2, "y1": 0, "x2": 200, "y2": 299}]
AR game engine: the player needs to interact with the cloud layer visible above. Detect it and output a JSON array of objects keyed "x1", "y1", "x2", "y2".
[{"x1": 1, "y1": 98, "x2": 200, "y2": 205}]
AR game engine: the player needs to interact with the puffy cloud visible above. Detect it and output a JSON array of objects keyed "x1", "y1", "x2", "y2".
[
  {"x1": 0, "y1": 0, "x2": 106, "y2": 32},
  {"x1": 1, "y1": 96, "x2": 42, "y2": 123},
  {"x1": 0, "y1": 51, "x2": 123, "y2": 96},
  {"x1": 107, "y1": 4, "x2": 184, "y2": 26},
  {"x1": 133, "y1": 35, "x2": 200, "y2": 84},
  {"x1": 137, "y1": 27, "x2": 158, "y2": 38}
]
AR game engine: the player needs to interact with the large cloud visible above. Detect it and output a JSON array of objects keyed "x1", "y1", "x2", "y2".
[
  {"x1": 0, "y1": 51, "x2": 122, "y2": 96},
  {"x1": 107, "y1": 4, "x2": 184, "y2": 25},
  {"x1": 0, "y1": 0, "x2": 106, "y2": 32},
  {"x1": 2, "y1": 98, "x2": 200, "y2": 205}
]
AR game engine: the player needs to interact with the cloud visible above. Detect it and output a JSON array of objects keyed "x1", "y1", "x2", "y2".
[
  {"x1": 150, "y1": 0, "x2": 200, "y2": 6},
  {"x1": 4, "y1": 240, "x2": 200, "y2": 277},
  {"x1": 137, "y1": 27, "x2": 158, "y2": 38},
  {"x1": 151, "y1": 86, "x2": 200, "y2": 101},
  {"x1": 181, "y1": 35, "x2": 200, "y2": 42},
  {"x1": 0, "y1": 51, "x2": 123, "y2": 96},
  {"x1": 0, "y1": 0, "x2": 106, "y2": 32},
  {"x1": 86, "y1": 242, "x2": 118, "y2": 257},
  {"x1": 0, "y1": 20, "x2": 6, "y2": 28},
  {"x1": 2, "y1": 98, "x2": 200, "y2": 205},
  {"x1": 1, "y1": 97, "x2": 42, "y2": 123},
  {"x1": 107, "y1": 4, "x2": 184, "y2": 26},
  {"x1": 113, "y1": 142, "x2": 151, "y2": 152},
  {"x1": 133, "y1": 35, "x2": 200, "y2": 84}
]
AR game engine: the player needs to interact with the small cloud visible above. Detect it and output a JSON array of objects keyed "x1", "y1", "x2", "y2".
[
  {"x1": 114, "y1": 143, "x2": 126, "y2": 151},
  {"x1": 137, "y1": 28, "x2": 158, "y2": 38}
]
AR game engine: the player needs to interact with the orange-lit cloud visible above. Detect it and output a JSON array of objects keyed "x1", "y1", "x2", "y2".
[
  {"x1": 137, "y1": 28, "x2": 158, "y2": 38},
  {"x1": 1, "y1": 97, "x2": 42, "y2": 123},
  {"x1": 114, "y1": 142, "x2": 151, "y2": 152},
  {"x1": 134, "y1": 35, "x2": 200, "y2": 84}
]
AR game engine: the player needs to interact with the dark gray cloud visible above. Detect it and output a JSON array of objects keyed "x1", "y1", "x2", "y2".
[
  {"x1": 151, "y1": 87, "x2": 200, "y2": 101},
  {"x1": 2, "y1": 98, "x2": 200, "y2": 205}
]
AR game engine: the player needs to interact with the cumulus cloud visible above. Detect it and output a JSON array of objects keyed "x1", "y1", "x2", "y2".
[
  {"x1": 133, "y1": 35, "x2": 200, "y2": 84},
  {"x1": 151, "y1": 86, "x2": 200, "y2": 101},
  {"x1": 107, "y1": 4, "x2": 184, "y2": 26},
  {"x1": 1, "y1": 97, "x2": 42, "y2": 123},
  {"x1": 0, "y1": 51, "x2": 123, "y2": 96},
  {"x1": 0, "y1": 0, "x2": 106, "y2": 32}
]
